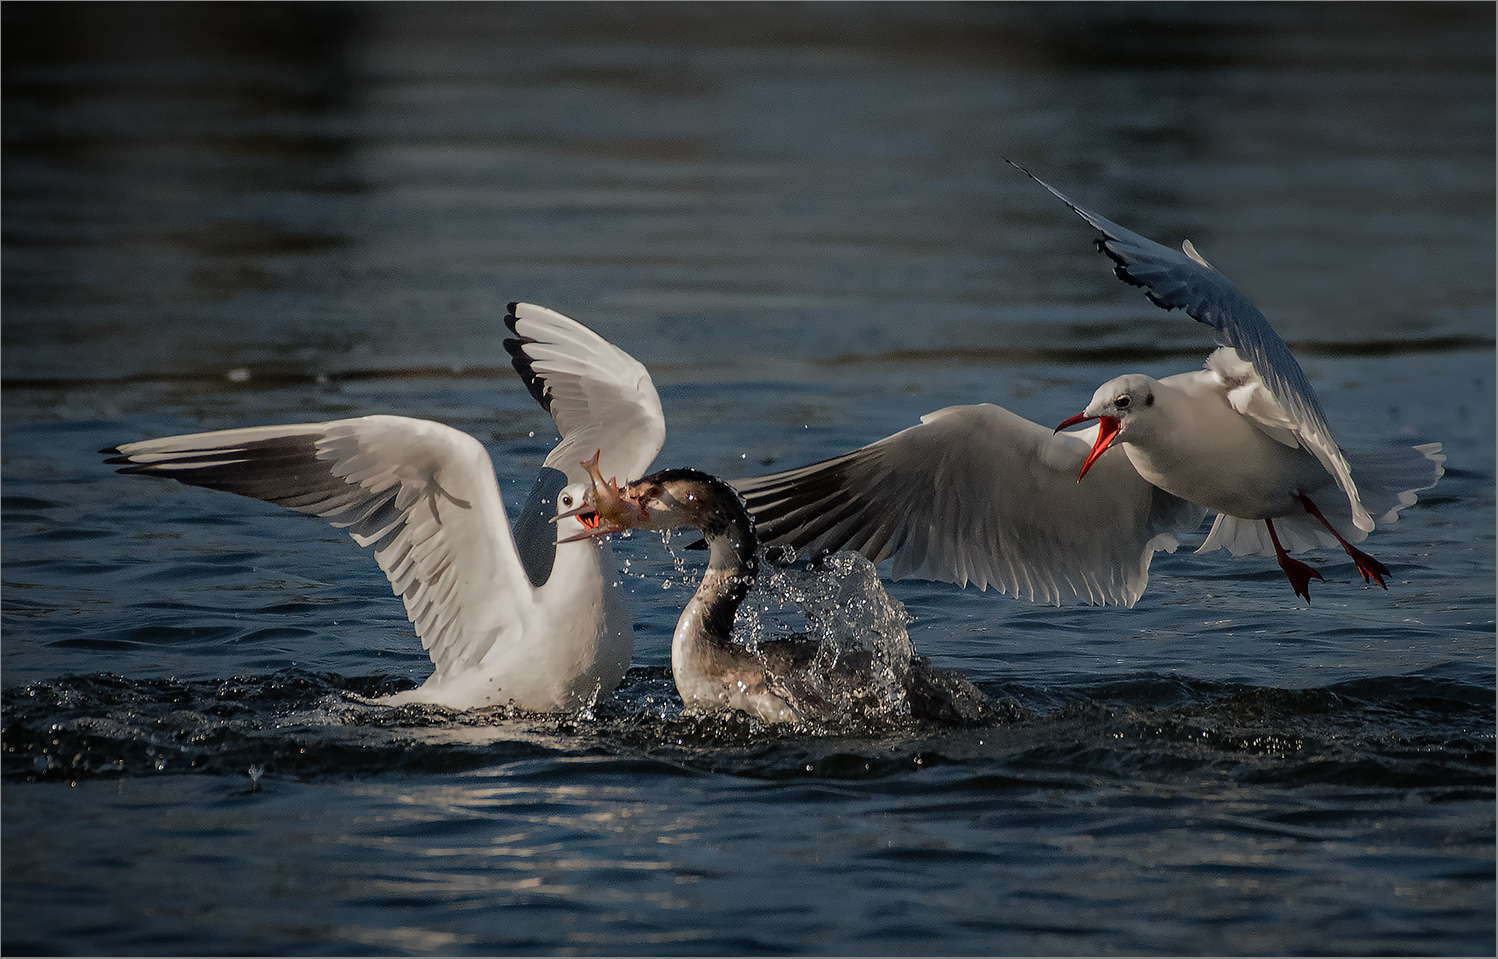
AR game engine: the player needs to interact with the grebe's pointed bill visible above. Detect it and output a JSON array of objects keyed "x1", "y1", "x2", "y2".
[{"x1": 1056, "y1": 412, "x2": 1122, "y2": 481}]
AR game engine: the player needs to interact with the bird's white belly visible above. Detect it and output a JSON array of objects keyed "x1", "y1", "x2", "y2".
[
  {"x1": 671, "y1": 605, "x2": 798, "y2": 724},
  {"x1": 1122, "y1": 423, "x2": 1328, "y2": 521},
  {"x1": 387, "y1": 542, "x2": 632, "y2": 712}
]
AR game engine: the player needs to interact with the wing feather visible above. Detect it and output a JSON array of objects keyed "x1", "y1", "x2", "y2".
[
  {"x1": 503, "y1": 302, "x2": 665, "y2": 484},
  {"x1": 735, "y1": 404, "x2": 1207, "y2": 607},
  {"x1": 106, "y1": 415, "x2": 536, "y2": 683}
]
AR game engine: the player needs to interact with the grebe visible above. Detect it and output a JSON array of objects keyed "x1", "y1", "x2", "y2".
[{"x1": 565, "y1": 463, "x2": 993, "y2": 725}]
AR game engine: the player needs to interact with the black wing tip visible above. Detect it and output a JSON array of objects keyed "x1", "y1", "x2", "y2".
[
  {"x1": 503, "y1": 335, "x2": 553, "y2": 414},
  {"x1": 102, "y1": 447, "x2": 148, "y2": 470},
  {"x1": 1109, "y1": 261, "x2": 1147, "y2": 289},
  {"x1": 502, "y1": 305, "x2": 552, "y2": 410},
  {"x1": 502, "y1": 334, "x2": 537, "y2": 356},
  {"x1": 107, "y1": 454, "x2": 161, "y2": 476},
  {"x1": 503, "y1": 302, "x2": 525, "y2": 336}
]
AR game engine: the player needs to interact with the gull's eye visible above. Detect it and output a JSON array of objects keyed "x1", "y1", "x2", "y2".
[
  {"x1": 1115, "y1": 394, "x2": 1131, "y2": 410},
  {"x1": 561, "y1": 493, "x2": 574, "y2": 508}
]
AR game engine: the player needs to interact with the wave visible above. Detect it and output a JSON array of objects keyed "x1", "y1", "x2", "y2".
[{"x1": 4, "y1": 668, "x2": 1490, "y2": 795}]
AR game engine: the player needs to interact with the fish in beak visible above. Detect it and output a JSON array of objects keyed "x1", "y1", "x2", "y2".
[{"x1": 554, "y1": 451, "x2": 650, "y2": 542}]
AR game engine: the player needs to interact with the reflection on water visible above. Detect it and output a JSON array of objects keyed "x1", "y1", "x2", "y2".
[
  {"x1": 4, "y1": 3, "x2": 1493, "y2": 383},
  {"x1": 3, "y1": 665, "x2": 1490, "y2": 954},
  {"x1": 3, "y1": 2, "x2": 1493, "y2": 956}
]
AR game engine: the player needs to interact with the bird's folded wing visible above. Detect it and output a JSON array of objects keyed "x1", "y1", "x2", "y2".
[
  {"x1": 734, "y1": 404, "x2": 1207, "y2": 607},
  {"x1": 1012, "y1": 162, "x2": 1371, "y2": 531},
  {"x1": 105, "y1": 415, "x2": 536, "y2": 682},
  {"x1": 504, "y1": 302, "x2": 665, "y2": 484}
]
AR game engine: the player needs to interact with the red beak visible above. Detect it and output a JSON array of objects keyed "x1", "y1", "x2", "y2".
[
  {"x1": 1055, "y1": 412, "x2": 1122, "y2": 481},
  {"x1": 1055, "y1": 411, "x2": 1093, "y2": 433}
]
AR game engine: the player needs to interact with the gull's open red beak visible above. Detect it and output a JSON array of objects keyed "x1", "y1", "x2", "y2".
[
  {"x1": 557, "y1": 509, "x2": 610, "y2": 544},
  {"x1": 554, "y1": 501, "x2": 595, "y2": 524},
  {"x1": 554, "y1": 452, "x2": 653, "y2": 543},
  {"x1": 1055, "y1": 412, "x2": 1122, "y2": 482}
]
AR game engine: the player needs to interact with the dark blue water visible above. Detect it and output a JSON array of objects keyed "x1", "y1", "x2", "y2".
[{"x1": 4, "y1": 4, "x2": 1493, "y2": 955}]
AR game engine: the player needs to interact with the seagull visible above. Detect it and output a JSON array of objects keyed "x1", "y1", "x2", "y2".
[
  {"x1": 560, "y1": 460, "x2": 994, "y2": 726},
  {"x1": 734, "y1": 168, "x2": 1444, "y2": 605},
  {"x1": 103, "y1": 303, "x2": 665, "y2": 710}
]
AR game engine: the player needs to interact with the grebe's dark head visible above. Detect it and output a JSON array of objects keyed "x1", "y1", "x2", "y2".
[{"x1": 560, "y1": 467, "x2": 751, "y2": 542}]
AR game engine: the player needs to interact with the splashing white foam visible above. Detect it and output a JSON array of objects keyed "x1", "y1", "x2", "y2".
[{"x1": 732, "y1": 551, "x2": 916, "y2": 720}]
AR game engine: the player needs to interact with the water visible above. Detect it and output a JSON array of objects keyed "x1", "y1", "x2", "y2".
[{"x1": 3, "y1": 3, "x2": 1493, "y2": 955}]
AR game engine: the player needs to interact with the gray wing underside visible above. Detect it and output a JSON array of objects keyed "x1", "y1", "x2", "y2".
[
  {"x1": 511, "y1": 466, "x2": 569, "y2": 589},
  {"x1": 106, "y1": 423, "x2": 414, "y2": 547},
  {"x1": 105, "y1": 416, "x2": 533, "y2": 679},
  {"x1": 733, "y1": 404, "x2": 1206, "y2": 607}
]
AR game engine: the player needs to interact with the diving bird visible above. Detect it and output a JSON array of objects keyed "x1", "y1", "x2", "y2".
[
  {"x1": 562, "y1": 460, "x2": 994, "y2": 725},
  {"x1": 104, "y1": 303, "x2": 665, "y2": 710},
  {"x1": 734, "y1": 168, "x2": 1443, "y2": 604}
]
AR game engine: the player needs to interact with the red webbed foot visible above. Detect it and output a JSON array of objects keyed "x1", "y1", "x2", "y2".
[
  {"x1": 1344, "y1": 545, "x2": 1390, "y2": 589},
  {"x1": 1276, "y1": 553, "x2": 1325, "y2": 603}
]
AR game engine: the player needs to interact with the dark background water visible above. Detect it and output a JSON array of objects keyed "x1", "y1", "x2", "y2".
[{"x1": 3, "y1": 3, "x2": 1493, "y2": 955}]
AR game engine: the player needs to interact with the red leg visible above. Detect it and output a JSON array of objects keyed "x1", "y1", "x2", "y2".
[
  {"x1": 1266, "y1": 518, "x2": 1323, "y2": 602},
  {"x1": 1296, "y1": 494, "x2": 1390, "y2": 589}
]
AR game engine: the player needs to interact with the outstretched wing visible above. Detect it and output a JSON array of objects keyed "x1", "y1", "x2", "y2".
[
  {"x1": 105, "y1": 415, "x2": 535, "y2": 684},
  {"x1": 503, "y1": 302, "x2": 665, "y2": 485},
  {"x1": 1012, "y1": 161, "x2": 1371, "y2": 531},
  {"x1": 735, "y1": 404, "x2": 1207, "y2": 607}
]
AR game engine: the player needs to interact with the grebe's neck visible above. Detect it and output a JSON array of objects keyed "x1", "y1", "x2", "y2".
[
  {"x1": 663, "y1": 474, "x2": 769, "y2": 710},
  {"x1": 692, "y1": 493, "x2": 759, "y2": 643}
]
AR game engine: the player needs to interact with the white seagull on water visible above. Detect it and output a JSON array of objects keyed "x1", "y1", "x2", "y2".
[
  {"x1": 104, "y1": 303, "x2": 665, "y2": 710},
  {"x1": 735, "y1": 167, "x2": 1444, "y2": 604}
]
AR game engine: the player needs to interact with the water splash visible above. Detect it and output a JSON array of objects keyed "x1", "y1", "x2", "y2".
[
  {"x1": 732, "y1": 551, "x2": 920, "y2": 721},
  {"x1": 3, "y1": 667, "x2": 1488, "y2": 792}
]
